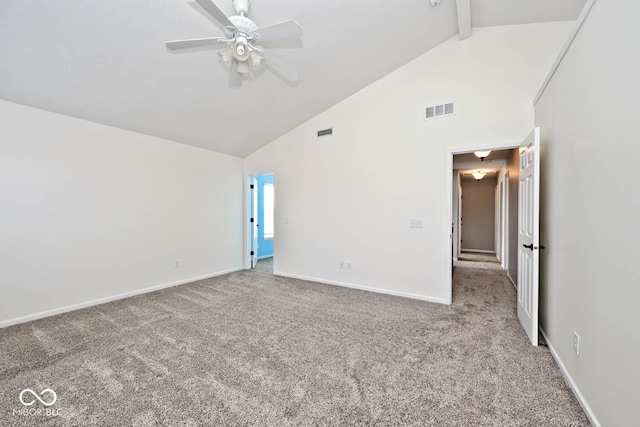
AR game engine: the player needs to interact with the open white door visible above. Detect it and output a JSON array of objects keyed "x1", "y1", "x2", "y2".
[
  {"x1": 251, "y1": 177, "x2": 259, "y2": 268},
  {"x1": 517, "y1": 128, "x2": 541, "y2": 346}
]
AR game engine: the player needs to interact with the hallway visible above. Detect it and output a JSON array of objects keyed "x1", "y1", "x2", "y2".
[{"x1": 454, "y1": 251, "x2": 506, "y2": 272}]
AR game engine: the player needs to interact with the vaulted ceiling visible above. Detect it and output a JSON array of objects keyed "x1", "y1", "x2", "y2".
[{"x1": 0, "y1": 0, "x2": 585, "y2": 157}]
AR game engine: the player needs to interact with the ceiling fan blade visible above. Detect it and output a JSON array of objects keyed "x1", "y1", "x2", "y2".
[
  {"x1": 165, "y1": 37, "x2": 229, "y2": 50},
  {"x1": 228, "y1": 62, "x2": 242, "y2": 88},
  {"x1": 195, "y1": 0, "x2": 235, "y2": 30},
  {"x1": 254, "y1": 21, "x2": 303, "y2": 42},
  {"x1": 263, "y1": 49, "x2": 299, "y2": 83}
]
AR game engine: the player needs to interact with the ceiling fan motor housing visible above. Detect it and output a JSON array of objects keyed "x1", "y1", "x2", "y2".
[
  {"x1": 227, "y1": 15, "x2": 259, "y2": 70},
  {"x1": 228, "y1": 15, "x2": 257, "y2": 38}
]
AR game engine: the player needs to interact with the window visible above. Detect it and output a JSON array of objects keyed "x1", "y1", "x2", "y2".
[{"x1": 263, "y1": 183, "x2": 274, "y2": 239}]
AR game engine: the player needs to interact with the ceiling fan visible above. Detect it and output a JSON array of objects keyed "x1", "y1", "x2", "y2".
[{"x1": 166, "y1": 0, "x2": 303, "y2": 88}]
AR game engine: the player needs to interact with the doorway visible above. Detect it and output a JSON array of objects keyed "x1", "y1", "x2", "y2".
[
  {"x1": 446, "y1": 130, "x2": 541, "y2": 346},
  {"x1": 245, "y1": 173, "x2": 275, "y2": 271},
  {"x1": 455, "y1": 171, "x2": 504, "y2": 271},
  {"x1": 446, "y1": 142, "x2": 519, "y2": 304}
]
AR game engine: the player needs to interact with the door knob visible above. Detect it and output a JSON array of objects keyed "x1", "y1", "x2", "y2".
[{"x1": 522, "y1": 244, "x2": 534, "y2": 250}]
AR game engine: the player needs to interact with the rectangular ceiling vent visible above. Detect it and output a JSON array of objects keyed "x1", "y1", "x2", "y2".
[
  {"x1": 425, "y1": 102, "x2": 455, "y2": 120},
  {"x1": 317, "y1": 128, "x2": 333, "y2": 138}
]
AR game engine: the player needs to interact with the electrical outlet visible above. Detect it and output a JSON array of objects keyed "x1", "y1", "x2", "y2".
[
  {"x1": 339, "y1": 261, "x2": 345, "y2": 269},
  {"x1": 573, "y1": 332, "x2": 580, "y2": 356},
  {"x1": 346, "y1": 261, "x2": 352, "y2": 270},
  {"x1": 175, "y1": 260, "x2": 181, "y2": 269},
  {"x1": 409, "y1": 219, "x2": 424, "y2": 228}
]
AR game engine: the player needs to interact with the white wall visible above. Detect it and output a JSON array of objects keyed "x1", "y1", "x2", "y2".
[
  {"x1": 535, "y1": 1, "x2": 640, "y2": 425},
  {"x1": 245, "y1": 22, "x2": 573, "y2": 303},
  {"x1": 0, "y1": 100, "x2": 244, "y2": 326}
]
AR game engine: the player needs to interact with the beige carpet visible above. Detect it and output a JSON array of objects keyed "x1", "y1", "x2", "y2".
[
  {"x1": 455, "y1": 252, "x2": 505, "y2": 272},
  {"x1": 458, "y1": 252, "x2": 500, "y2": 263},
  {"x1": 0, "y1": 259, "x2": 588, "y2": 426}
]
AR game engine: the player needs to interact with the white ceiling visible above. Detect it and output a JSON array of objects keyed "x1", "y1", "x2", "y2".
[{"x1": 0, "y1": 0, "x2": 585, "y2": 157}]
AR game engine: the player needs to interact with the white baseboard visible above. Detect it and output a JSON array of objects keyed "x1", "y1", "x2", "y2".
[
  {"x1": 461, "y1": 249, "x2": 496, "y2": 254},
  {"x1": 0, "y1": 267, "x2": 243, "y2": 328},
  {"x1": 540, "y1": 328, "x2": 600, "y2": 427},
  {"x1": 257, "y1": 255, "x2": 273, "y2": 260},
  {"x1": 507, "y1": 272, "x2": 517, "y2": 290},
  {"x1": 274, "y1": 271, "x2": 449, "y2": 305}
]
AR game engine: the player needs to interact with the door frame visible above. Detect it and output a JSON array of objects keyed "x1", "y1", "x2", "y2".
[
  {"x1": 445, "y1": 141, "x2": 519, "y2": 304},
  {"x1": 500, "y1": 171, "x2": 509, "y2": 270},
  {"x1": 495, "y1": 182, "x2": 501, "y2": 263},
  {"x1": 251, "y1": 176, "x2": 259, "y2": 268},
  {"x1": 244, "y1": 175, "x2": 255, "y2": 270},
  {"x1": 457, "y1": 177, "x2": 462, "y2": 260}
]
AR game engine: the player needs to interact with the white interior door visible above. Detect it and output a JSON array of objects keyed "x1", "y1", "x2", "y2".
[
  {"x1": 517, "y1": 128, "x2": 540, "y2": 346},
  {"x1": 251, "y1": 177, "x2": 259, "y2": 268}
]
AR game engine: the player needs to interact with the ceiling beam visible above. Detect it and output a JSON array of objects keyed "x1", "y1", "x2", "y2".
[{"x1": 456, "y1": 0, "x2": 471, "y2": 40}]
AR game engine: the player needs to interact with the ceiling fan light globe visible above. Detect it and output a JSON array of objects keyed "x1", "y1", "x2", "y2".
[
  {"x1": 249, "y1": 51, "x2": 264, "y2": 70},
  {"x1": 218, "y1": 48, "x2": 234, "y2": 64},
  {"x1": 237, "y1": 61, "x2": 251, "y2": 74}
]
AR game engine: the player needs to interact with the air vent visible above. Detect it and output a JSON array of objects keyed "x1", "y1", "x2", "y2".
[
  {"x1": 317, "y1": 128, "x2": 333, "y2": 138},
  {"x1": 425, "y1": 101, "x2": 455, "y2": 120},
  {"x1": 426, "y1": 106, "x2": 435, "y2": 119},
  {"x1": 444, "y1": 102, "x2": 454, "y2": 115}
]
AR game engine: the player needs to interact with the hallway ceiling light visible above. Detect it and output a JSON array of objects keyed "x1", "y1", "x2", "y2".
[
  {"x1": 472, "y1": 171, "x2": 486, "y2": 181},
  {"x1": 474, "y1": 150, "x2": 491, "y2": 161}
]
